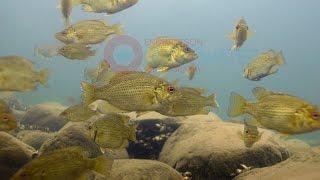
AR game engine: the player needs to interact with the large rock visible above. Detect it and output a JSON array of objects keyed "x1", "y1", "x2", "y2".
[
  {"x1": 235, "y1": 149, "x2": 320, "y2": 180},
  {"x1": 39, "y1": 122, "x2": 102, "y2": 158},
  {"x1": 20, "y1": 102, "x2": 68, "y2": 132},
  {"x1": 159, "y1": 120, "x2": 290, "y2": 179},
  {"x1": 128, "y1": 112, "x2": 221, "y2": 159},
  {"x1": 128, "y1": 112, "x2": 179, "y2": 159},
  {"x1": 0, "y1": 132, "x2": 37, "y2": 179},
  {"x1": 110, "y1": 159, "x2": 183, "y2": 180},
  {"x1": 17, "y1": 130, "x2": 54, "y2": 150}
]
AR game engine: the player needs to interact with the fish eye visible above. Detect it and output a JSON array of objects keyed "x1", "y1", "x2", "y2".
[
  {"x1": 185, "y1": 47, "x2": 192, "y2": 52},
  {"x1": 2, "y1": 115, "x2": 9, "y2": 121},
  {"x1": 167, "y1": 86, "x2": 175, "y2": 93},
  {"x1": 312, "y1": 112, "x2": 319, "y2": 120},
  {"x1": 236, "y1": 25, "x2": 240, "y2": 29},
  {"x1": 245, "y1": 130, "x2": 249, "y2": 134}
]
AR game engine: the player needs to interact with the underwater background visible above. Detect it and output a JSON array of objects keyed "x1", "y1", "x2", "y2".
[{"x1": 1, "y1": 0, "x2": 319, "y2": 143}]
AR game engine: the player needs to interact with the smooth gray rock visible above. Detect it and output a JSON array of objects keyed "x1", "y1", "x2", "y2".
[
  {"x1": 20, "y1": 102, "x2": 68, "y2": 132},
  {"x1": 234, "y1": 148, "x2": 320, "y2": 180},
  {"x1": 159, "y1": 120, "x2": 290, "y2": 179},
  {"x1": 0, "y1": 132, "x2": 37, "y2": 179},
  {"x1": 110, "y1": 159, "x2": 183, "y2": 180}
]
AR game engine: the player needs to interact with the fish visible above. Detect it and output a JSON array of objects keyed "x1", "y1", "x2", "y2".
[
  {"x1": 11, "y1": 147, "x2": 114, "y2": 180},
  {"x1": 238, "y1": 120, "x2": 263, "y2": 148},
  {"x1": 55, "y1": 20, "x2": 123, "y2": 45},
  {"x1": 244, "y1": 50, "x2": 285, "y2": 81},
  {"x1": 84, "y1": 60, "x2": 110, "y2": 83},
  {"x1": 60, "y1": 0, "x2": 73, "y2": 27},
  {"x1": 58, "y1": 43, "x2": 95, "y2": 60},
  {"x1": 228, "y1": 17, "x2": 253, "y2": 50},
  {"x1": 81, "y1": 71, "x2": 181, "y2": 112},
  {"x1": 157, "y1": 87, "x2": 219, "y2": 116},
  {"x1": 88, "y1": 113, "x2": 136, "y2": 149},
  {"x1": 228, "y1": 87, "x2": 320, "y2": 134},
  {"x1": 80, "y1": 0, "x2": 138, "y2": 14},
  {"x1": 146, "y1": 37, "x2": 198, "y2": 72},
  {"x1": 59, "y1": 104, "x2": 99, "y2": 122},
  {"x1": 34, "y1": 44, "x2": 63, "y2": 59},
  {"x1": 186, "y1": 64, "x2": 197, "y2": 80},
  {"x1": 0, "y1": 99, "x2": 17, "y2": 131},
  {"x1": 0, "y1": 56, "x2": 48, "y2": 91}
]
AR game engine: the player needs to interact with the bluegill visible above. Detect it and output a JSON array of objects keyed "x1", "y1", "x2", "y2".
[
  {"x1": 228, "y1": 17, "x2": 253, "y2": 50},
  {"x1": 81, "y1": 71, "x2": 181, "y2": 112},
  {"x1": 244, "y1": 50, "x2": 285, "y2": 81},
  {"x1": 228, "y1": 87, "x2": 320, "y2": 134},
  {"x1": 157, "y1": 87, "x2": 219, "y2": 116},
  {"x1": 11, "y1": 147, "x2": 113, "y2": 180},
  {"x1": 238, "y1": 120, "x2": 263, "y2": 148},
  {"x1": 146, "y1": 37, "x2": 198, "y2": 72}
]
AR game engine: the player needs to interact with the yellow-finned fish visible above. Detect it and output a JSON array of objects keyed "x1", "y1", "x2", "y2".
[
  {"x1": 238, "y1": 120, "x2": 263, "y2": 148},
  {"x1": 55, "y1": 20, "x2": 122, "y2": 45},
  {"x1": 228, "y1": 87, "x2": 320, "y2": 134},
  {"x1": 58, "y1": 43, "x2": 95, "y2": 60},
  {"x1": 146, "y1": 37, "x2": 198, "y2": 72},
  {"x1": 59, "y1": 104, "x2": 99, "y2": 122},
  {"x1": 11, "y1": 147, "x2": 114, "y2": 180},
  {"x1": 0, "y1": 56, "x2": 48, "y2": 92},
  {"x1": 80, "y1": 0, "x2": 138, "y2": 14},
  {"x1": 228, "y1": 17, "x2": 253, "y2": 51},
  {"x1": 157, "y1": 87, "x2": 219, "y2": 116},
  {"x1": 0, "y1": 99, "x2": 17, "y2": 131},
  {"x1": 89, "y1": 113, "x2": 136, "y2": 149},
  {"x1": 81, "y1": 71, "x2": 181, "y2": 112},
  {"x1": 244, "y1": 50, "x2": 285, "y2": 81}
]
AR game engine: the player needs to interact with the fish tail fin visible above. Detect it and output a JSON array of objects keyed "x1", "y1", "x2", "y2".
[
  {"x1": 81, "y1": 82, "x2": 96, "y2": 106},
  {"x1": 275, "y1": 51, "x2": 285, "y2": 65},
  {"x1": 38, "y1": 69, "x2": 49, "y2": 87},
  {"x1": 92, "y1": 155, "x2": 114, "y2": 178},
  {"x1": 228, "y1": 92, "x2": 248, "y2": 117},
  {"x1": 111, "y1": 24, "x2": 123, "y2": 35},
  {"x1": 207, "y1": 93, "x2": 219, "y2": 108}
]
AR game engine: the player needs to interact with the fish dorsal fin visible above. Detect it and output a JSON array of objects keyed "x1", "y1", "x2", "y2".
[{"x1": 252, "y1": 87, "x2": 273, "y2": 100}]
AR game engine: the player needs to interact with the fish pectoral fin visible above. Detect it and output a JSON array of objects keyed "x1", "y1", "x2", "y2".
[
  {"x1": 268, "y1": 65, "x2": 279, "y2": 75},
  {"x1": 91, "y1": 100, "x2": 128, "y2": 114},
  {"x1": 82, "y1": 4, "x2": 94, "y2": 12},
  {"x1": 157, "y1": 67, "x2": 170, "y2": 72},
  {"x1": 226, "y1": 32, "x2": 236, "y2": 40},
  {"x1": 247, "y1": 30, "x2": 255, "y2": 38}
]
